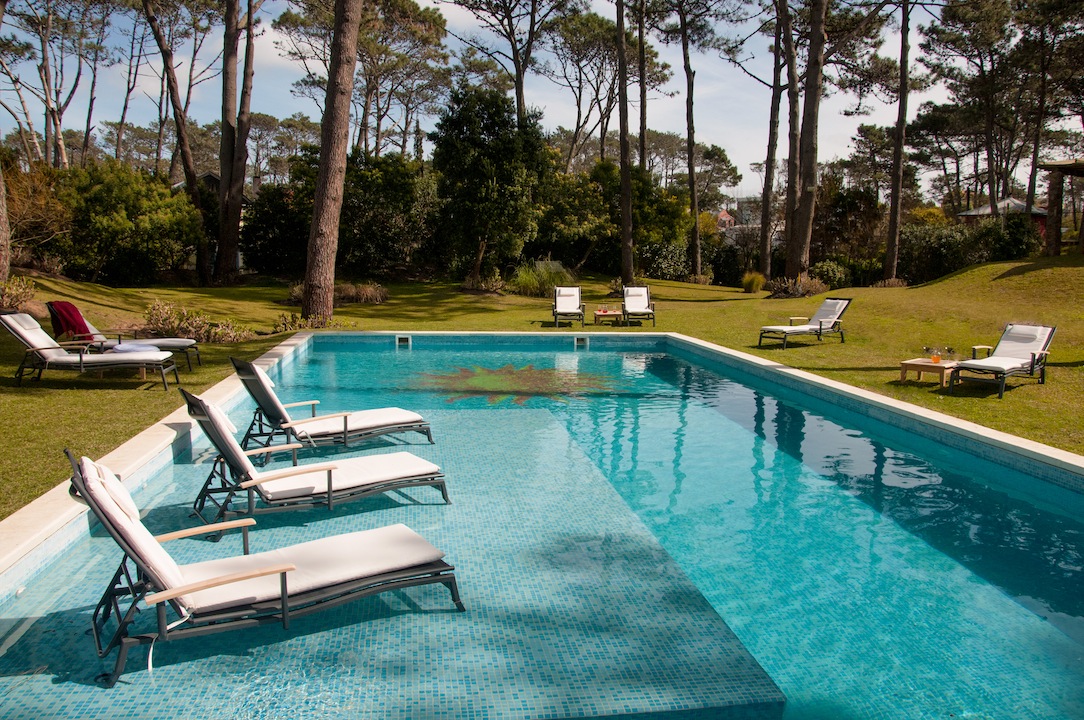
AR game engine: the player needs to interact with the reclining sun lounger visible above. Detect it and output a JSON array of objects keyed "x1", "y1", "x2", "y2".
[
  {"x1": 65, "y1": 450, "x2": 464, "y2": 687},
  {"x1": 47, "y1": 300, "x2": 201, "y2": 370},
  {"x1": 0, "y1": 312, "x2": 179, "y2": 390},
  {"x1": 230, "y1": 356, "x2": 433, "y2": 451},
  {"x1": 622, "y1": 286, "x2": 656, "y2": 326},
  {"x1": 182, "y1": 389, "x2": 449, "y2": 524},
  {"x1": 948, "y1": 323, "x2": 1056, "y2": 398},
  {"x1": 758, "y1": 297, "x2": 851, "y2": 349},
  {"x1": 552, "y1": 286, "x2": 585, "y2": 328}
]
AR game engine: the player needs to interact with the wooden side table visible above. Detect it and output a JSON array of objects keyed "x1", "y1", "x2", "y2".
[
  {"x1": 594, "y1": 309, "x2": 623, "y2": 325},
  {"x1": 899, "y1": 358, "x2": 959, "y2": 387}
]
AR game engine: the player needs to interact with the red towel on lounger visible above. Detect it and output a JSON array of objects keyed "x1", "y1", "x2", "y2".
[{"x1": 48, "y1": 301, "x2": 94, "y2": 340}]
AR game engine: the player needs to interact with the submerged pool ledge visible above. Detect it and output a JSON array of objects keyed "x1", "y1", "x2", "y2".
[{"x1": 3, "y1": 329, "x2": 1083, "y2": 604}]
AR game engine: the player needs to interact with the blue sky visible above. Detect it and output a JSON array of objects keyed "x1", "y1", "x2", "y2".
[{"x1": 3, "y1": 0, "x2": 939, "y2": 200}]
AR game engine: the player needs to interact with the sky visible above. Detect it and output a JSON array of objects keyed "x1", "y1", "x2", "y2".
[{"x1": 1, "y1": 0, "x2": 943, "y2": 201}]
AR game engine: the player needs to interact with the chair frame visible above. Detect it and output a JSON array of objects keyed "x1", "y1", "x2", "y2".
[
  {"x1": 230, "y1": 356, "x2": 434, "y2": 452},
  {"x1": 1, "y1": 313, "x2": 179, "y2": 390},
  {"x1": 622, "y1": 286, "x2": 656, "y2": 327},
  {"x1": 552, "y1": 286, "x2": 585, "y2": 328},
  {"x1": 65, "y1": 449, "x2": 464, "y2": 687},
  {"x1": 758, "y1": 297, "x2": 851, "y2": 349},
  {"x1": 181, "y1": 389, "x2": 449, "y2": 526},
  {"x1": 948, "y1": 324, "x2": 1056, "y2": 398},
  {"x1": 46, "y1": 301, "x2": 202, "y2": 371}
]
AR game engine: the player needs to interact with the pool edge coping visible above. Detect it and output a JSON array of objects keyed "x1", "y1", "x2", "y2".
[{"x1": 2, "y1": 329, "x2": 1083, "y2": 591}]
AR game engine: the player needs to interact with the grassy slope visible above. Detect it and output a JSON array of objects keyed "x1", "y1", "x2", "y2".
[{"x1": 2, "y1": 255, "x2": 1082, "y2": 520}]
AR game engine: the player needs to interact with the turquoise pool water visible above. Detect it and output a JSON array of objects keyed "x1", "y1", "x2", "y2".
[{"x1": 1, "y1": 334, "x2": 1082, "y2": 719}]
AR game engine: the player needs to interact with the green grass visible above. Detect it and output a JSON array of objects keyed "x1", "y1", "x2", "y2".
[{"x1": 3, "y1": 254, "x2": 1083, "y2": 521}]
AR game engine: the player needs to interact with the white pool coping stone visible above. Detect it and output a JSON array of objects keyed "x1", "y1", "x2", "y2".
[{"x1": 2, "y1": 330, "x2": 1083, "y2": 601}]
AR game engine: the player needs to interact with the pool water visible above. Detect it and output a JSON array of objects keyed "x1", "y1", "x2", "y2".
[
  {"x1": 301, "y1": 337, "x2": 1084, "y2": 719},
  {"x1": 1, "y1": 334, "x2": 1082, "y2": 719}
]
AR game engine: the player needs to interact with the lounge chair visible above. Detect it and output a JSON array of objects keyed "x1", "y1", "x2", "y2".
[
  {"x1": 552, "y1": 286, "x2": 585, "y2": 328},
  {"x1": 948, "y1": 323, "x2": 1056, "y2": 398},
  {"x1": 65, "y1": 449, "x2": 463, "y2": 687},
  {"x1": 758, "y1": 297, "x2": 851, "y2": 349},
  {"x1": 0, "y1": 312, "x2": 179, "y2": 390},
  {"x1": 181, "y1": 388, "x2": 449, "y2": 525},
  {"x1": 47, "y1": 300, "x2": 201, "y2": 370},
  {"x1": 622, "y1": 286, "x2": 656, "y2": 326},
  {"x1": 230, "y1": 356, "x2": 434, "y2": 451}
]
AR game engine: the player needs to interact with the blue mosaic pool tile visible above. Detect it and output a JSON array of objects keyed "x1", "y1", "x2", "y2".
[{"x1": 0, "y1": 407, "x2": 784, "y2": 720}]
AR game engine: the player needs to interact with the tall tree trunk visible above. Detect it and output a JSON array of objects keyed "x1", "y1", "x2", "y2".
[
  {"x1": 679, "y1": 12, "x2": 700, "y2": 277},
  {"x1": 883, "y1": 0, "x2": 909, "y2": 281},
  {"x1": 617, "y1": 0, "x2": 634, "y2": 285},
  {"x1": 637, "y1": 0, "x2": 647, "y2": 167},
  {"x1": 758, "y1": 12, "x2": 784, "y2": 279},
  {"x1": 787, "y1": 0, "x2": 828, "y2": 280},
  {"x1": 144, "y1": 0, "x2": 209, "y2": 284},
  {"x1": 780, "y1": 0, "x2": 800, "y2": 254},
  {"x1": 302, "y1": 0, "x2": 365, "y2": 320},
  {"x1": 1025, "y1": 28, "x2": 1050, "y2": 215},
  {"x1": 0, "y1": 0, "x2": 9, "y2": 283},
  {"x1": 215, "y1": 0, "x2": 260, "y2": 283}
]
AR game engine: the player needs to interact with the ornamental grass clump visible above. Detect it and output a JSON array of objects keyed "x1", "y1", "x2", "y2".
[
  {"x1": 273, "y1": 313, "x2": 356, "y2": 333},
  {"x1": 764, "y1": 277, "x2": 829, "y2": 298},
  {"x1": 0, "y1": 275, "x2": 35, "y2": 310},
  {"x1": 286, "y1": 282, "x2": 388, "y2": 306},
  {"x1": 741, "y1": 271, "x2": 766, "y2": 293},
  {"x1": 506, "y1": 262, "x2": 577, "y2": 298}
]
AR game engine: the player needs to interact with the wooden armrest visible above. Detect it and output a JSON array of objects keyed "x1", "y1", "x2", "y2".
[
  {"x1": 145, "y1": 562, "x2": 296, "y2": 605},
  {"x1": 788, "y1": 316, "x2": 809, "y2": 325},
  {"x1": 155, "y1": 518, "x2": 257, "y2": 542},
  {"x1": 281, "y1": 412, "x2": 350, "y2": 428},
  {"x1": 282, "y1": 400, "x2": 319, "y2": 409},
  {"x1": 241, "y1": 443, "x2": 303, "y2": 457},
  {"x1": 971, "y1": 344, "x2": 993, "y2": 359},
  {"x1": 241, "y1": 463, "x2": 338, "y2": 487}
]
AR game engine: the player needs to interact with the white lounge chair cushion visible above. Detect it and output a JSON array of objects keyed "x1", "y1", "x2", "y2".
[
  {"x1": 760, "y1": 323, "x2": 821, "y2": 335},
  {"x1": 79, "y1": 457, "x2": 188, "y2": 606},
  {"x1": 623, "y1": 287, "x2": 652, "y2": 313},
  {"x1": 177, "y1": 523, "x2": 445, "y2": 613},
  {"x1": 2, "y1": 313, "x2": 69, "y2": 360},
  {"x1": 291, "y1": 407, "x2": 425, "y2": 442},
  {"x1": 47, "y1": 350, "x2": 174, "y2": 366},
  {"x1": 253, "y1": 451, "x2": 440, "y2": 502},
  {"x1": 956, "y1": 357, "x2": 1033, "y2": 374},
  {"x1": 993, "y1": 324, "x2": 1051, "y2": 358},
  {"x1": 809, "y1": 298, "x2": 849, "y2": 324},
  {"x1": 81, "y1": 318, "x2": 198, "y2": 351},
  {"x1": 554, "y1": 287, "x2": 582, "y2": 313}
]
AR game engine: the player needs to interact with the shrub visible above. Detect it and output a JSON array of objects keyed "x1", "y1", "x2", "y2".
[
  {"x1": 897, "y1": 224, "x2": 981, "y2": 284},
  {"x1": 286, "y1": 282, "x2": 389, "y2": 306},
  {"x1": 607, "y1": 275, "x2": 647, "y2": 295},
  {"x1": 462, "y1": 267, "x2": 505, "y2": 293},
  {"x1": 809, "y1": 260, "x2": 852, "y2": 289},
  {"x1": 144, "y1": 300, "x2": 254, "y2": 343},
  {"x1": 273, "y1": 313, "x2": 356, "y2": 333},
  {"x1": 506, "y1": 262, "x2": 577, "y2": 298},
  {"x1": 0, "y1": 275, "x2": 35, "y2": 309},
  {"x1": 764, "y1": 277, "x2": 829, "y2": 298},
  {"x1": 637, "y1": 237, "x2": 687, "y2": 281},
  {"x1": 741, "y1": 271, "x2": 766, "y2": 293},
  {"x1": 53, "y1": 160, "x2": 201, "y2": 285},
  {"x1": 872, "y1": 278, "x2": 909, "y2": 288},
  {"x1": 988, "y1": 214, "x2": 1041, "y2": 261},
  {"x1": 687, "y1": 273, "x2": 713, "y2": 285}
]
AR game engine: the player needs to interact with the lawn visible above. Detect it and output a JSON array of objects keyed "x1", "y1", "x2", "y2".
[{"x1": 2, "y1": 254, "x2": 1082, "y2": 521}]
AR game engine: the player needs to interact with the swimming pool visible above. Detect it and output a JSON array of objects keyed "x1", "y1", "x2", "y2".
[{"x1": 1, "y1": 332, "x2": 1083, "y2": 719}]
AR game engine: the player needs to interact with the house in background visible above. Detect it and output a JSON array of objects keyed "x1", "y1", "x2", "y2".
[{"x1": 957, "y1": 197, "x2": 1047, "y2": 236}]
